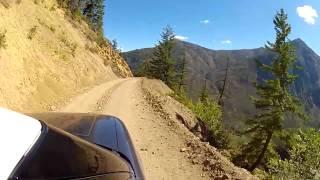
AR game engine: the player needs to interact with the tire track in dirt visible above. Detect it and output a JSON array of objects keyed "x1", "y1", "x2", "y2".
[
  {"x1": 94, "y1": 79, "x2": 130, "y2": 112},
  {"x1": 61, "y1": 78, "x2": 212, "y2": 180}
]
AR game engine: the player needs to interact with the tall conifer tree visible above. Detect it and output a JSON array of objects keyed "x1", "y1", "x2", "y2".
[
  {"x1": 234, "y1": 9, "x2": 306, "y2": 172},
  {"x1": 199, "y1": 79, "x2": 209, "y2": 104},
  {"x1": 176, "y1": 55, "x2": 187, "y2": 91},
  {"x1": 149, "y1": 26, "x2": 176, "y2": 87}
]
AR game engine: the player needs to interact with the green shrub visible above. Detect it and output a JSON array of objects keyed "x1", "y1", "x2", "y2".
[
  {"x1": 170, "y1": 89, "x2": 194, "y2": 109},
  {"x1": 192, "y1": 100, "x2": 230, "y2": 149},
  {"x1": 71, "y1": 9, "x2": 83, "y2": 22},
  {"x1": 268, "y1": 128, "x2": 320, "y2": 179},
  {"x1": 193, "y1": 100, "x2": 222, "y2": 131},
  {"x1": 171, "y1": 89, "x2": 229, "y2": 149},
  {"x1": 27, "y1": 26, "x2": 38, "y2": 40},
  {"x1": 0, "y1": 30, "x2": 7, "y2": 49}
]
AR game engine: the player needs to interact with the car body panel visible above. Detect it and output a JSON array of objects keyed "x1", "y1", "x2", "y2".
[
  {"x1": 28, "y1": 113, "x2": 145, "y2": 180},
  {"x1": 11, "y1": 122, "x2": 134, "y2": 180},
  {"x1": 0, "y1": 108, "x2": 42, "y2": 180}
]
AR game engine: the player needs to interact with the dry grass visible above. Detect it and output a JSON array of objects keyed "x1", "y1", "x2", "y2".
[
  {"x1": 49, "y1": 25, "x2": 55, "y2": 32},
  {"x1": 0, "y1": 0, "x2": 10, "y2": 8},
  {"x1": 85, "y1": 43, "x2": 99, "y2": 54},
  {"x1": 49, "y1": 6, "x2": 55, "y2": 11},
  {"x1": 0, "y1": 0, "x2": 129, "y2": 112},
  {"x1": 0, "y1": 30, "x2": 7, "y2": 49},
  {"x1": 37, "y1": 17, "x2": 56, "y2": 32},
  {"x1": 27, "y1": 25, "x2": 38, "y2": 40},
  {"x1": 33, "y1": 0, "x2": 44, "y2": 5}
]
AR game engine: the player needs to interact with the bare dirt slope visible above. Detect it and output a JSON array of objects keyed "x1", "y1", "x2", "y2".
[
  {"x1": 60, "y1": 78, "x2": 256, "y2": 180},
  {"x1": 0, "y1": 0, "x2": 131, "y2": 112}
]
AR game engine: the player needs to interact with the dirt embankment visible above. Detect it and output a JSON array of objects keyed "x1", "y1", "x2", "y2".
[
  {"x1": 58, "y1": 77, "x2": 256, "y2": 180},
  {"x1": 141, "y1": 78, "x2": 257, "y2": 179},
  {"x1": 0, "y1": 0, "x2": 131, "y2": 112}
]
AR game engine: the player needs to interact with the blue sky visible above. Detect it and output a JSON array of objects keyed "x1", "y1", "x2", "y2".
[{"x1": 104, "y1": 0, "x2": 320, "y2": 54}]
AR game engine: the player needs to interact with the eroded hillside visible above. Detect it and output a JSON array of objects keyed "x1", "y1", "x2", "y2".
[{"x1": 0, "y1": 0, "x2": 131, "y2": 112}]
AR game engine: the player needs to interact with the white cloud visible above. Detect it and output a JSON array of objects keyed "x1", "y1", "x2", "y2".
[
  {"x1": 297, "y1": 5, "x2": 318, "y2": 25},
  {"x1": 175, "y1": 35, "x2": 188, "y2": 40},
  {"x1": 200, "y1": 20, "x2": 210, "y2": 24},
  {"x1": 221, "y1": 40, "x2": 232, "y2": 44}
]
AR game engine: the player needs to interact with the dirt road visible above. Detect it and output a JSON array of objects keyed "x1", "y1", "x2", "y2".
[{"x1": 61, "y1": 78, "x2": 210, "y2": 180}]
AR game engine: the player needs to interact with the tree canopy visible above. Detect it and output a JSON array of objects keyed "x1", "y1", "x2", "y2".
[
  {"x1": 234, "y1": 9, "x2": 306, "y2": 172},
  {"x1": 148, "y1": 25, "x2": 176, "y2": 87},
  {"x1": 57, "y1": 0, "x2": 105, "y2": 34}
]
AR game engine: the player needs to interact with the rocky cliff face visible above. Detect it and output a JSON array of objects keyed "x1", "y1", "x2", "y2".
[
  {"x1": 123, "y1": 39, "x2": 320, "y2": 128},
  {"x1": 98, "y1": 45, "x2": 133, "y2": 78},
  {"x1": 0, "y1": 0, "x2": 132, "y2": 112}
]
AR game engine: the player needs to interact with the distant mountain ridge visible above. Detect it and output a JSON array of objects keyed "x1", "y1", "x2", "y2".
[{"x1": 123, "y1": 39, "x2": 320, "y2": 128}]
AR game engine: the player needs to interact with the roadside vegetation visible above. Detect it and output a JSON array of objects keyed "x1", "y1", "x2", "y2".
[
  {"x1": 230, "y1": 10, "x2": 316, "y2": 179},
  {"x1": 27, "y1": 26, "x2": 38, "y2": 40},
  {"x1": 0, "y1": 30, "x2": 7, "y2": 49},
  {"x1": 56, "y1": 0, "x2": 108, "y2": 48},
  {"x1": 268, "y1": 128, "x2": 320, "y2": 179},
  {"x1": 136, "y1": 8, "x2": 320, "y2": 179}
]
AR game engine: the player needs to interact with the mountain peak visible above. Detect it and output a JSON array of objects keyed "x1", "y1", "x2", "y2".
[
  {"x1": 293, "y1": 38, "x2": 303, "y2": 42},
  {"x1": 292, "y1": 38, "x2": 307, "y2": 46},
  {"x1": 291, "y1": 38, "x2": 319, "y2": 57}
]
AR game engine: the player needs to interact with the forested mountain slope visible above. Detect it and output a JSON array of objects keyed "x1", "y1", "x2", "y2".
[{"x1": 123, "y1": 39, "x2": 320, "y2": 128}]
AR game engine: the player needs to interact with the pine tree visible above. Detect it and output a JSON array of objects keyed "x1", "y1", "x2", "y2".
[
  {"x1": 57, "y1": 0, "x2": 105, "y2": 34},
  {"x1": 199, "y1": 79, "x2": 209, "y2": 104},
  {"x1": 149, "y1": 26, "x2": 176, "y2": 87},
  {"x1": 94, "y1": 0, "x2": 105, "y2": 34},
  {"x1": 82, "y1": 0, "x2": 104, "y2": 32},
  {"x1": 217, "y1": 57, "x2": 230, "y2": 106},
  {"x1": 235, "y1": 9, "x2": 306, "y2": 172},
  {"x1": 111, "y1": 39, "x2": 118, "y2": 50},
  {"x1": 110, "y1": 39, "x2": 122, "y2": 53},
  {"x1": 136, "y1": 60, "x2": 151, "y2": 77},
  {"x1": 176, "y1": 55, "x2": 187, "y2": 91}
]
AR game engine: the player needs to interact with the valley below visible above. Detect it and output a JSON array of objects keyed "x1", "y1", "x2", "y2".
[{"x1": 124, "y1": 39, "x2": 320, "y2": 128}]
